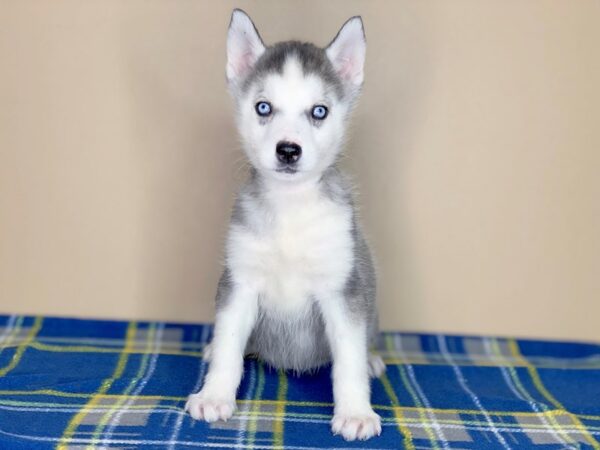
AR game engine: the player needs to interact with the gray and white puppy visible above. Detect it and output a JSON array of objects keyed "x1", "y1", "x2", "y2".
[{"x1": 185, "y1": 9, "x2": 384, "y2": 441}]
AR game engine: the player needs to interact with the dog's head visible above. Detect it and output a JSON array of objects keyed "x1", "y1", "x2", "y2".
[{"x1": 226, "y1": 9, "x2": 366, "y2": 183}]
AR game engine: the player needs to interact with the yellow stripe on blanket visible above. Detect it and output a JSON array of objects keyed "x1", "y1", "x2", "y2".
[
  {"x1": 508, "y1": 338, "x2": 600, "y2": 449},
  {"x1": 57, "y1": 322, "x2": 138, "y2": 450}
]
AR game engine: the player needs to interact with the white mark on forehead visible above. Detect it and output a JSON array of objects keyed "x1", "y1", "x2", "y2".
[
  {"x1": 282, "y1": 56, "x2": 304, "y2": 82},
  {"x1": 261, "y1": 57, "x2": 327, "y2": 113}
]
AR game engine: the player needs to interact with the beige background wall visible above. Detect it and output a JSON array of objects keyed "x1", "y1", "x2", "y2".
[{"x1": 1, "y1": 1, "x2": 598, "y2": 341}]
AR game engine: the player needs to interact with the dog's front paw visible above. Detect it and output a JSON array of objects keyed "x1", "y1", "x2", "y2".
[
  {"x1": 331, "y1": 409, "x2": 382, "y2": 441},
  {"x1": 185, "y1": 391, "x2": 236, "y2": 422}
]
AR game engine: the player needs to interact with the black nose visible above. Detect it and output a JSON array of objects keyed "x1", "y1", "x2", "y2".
[{"x1": 276, "y1": 141, "x2": 302, "y2": 164}]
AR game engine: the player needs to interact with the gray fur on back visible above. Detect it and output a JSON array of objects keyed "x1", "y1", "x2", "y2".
[{"x1": 216, "y1": 167, "x2": 378, "y2": 373}]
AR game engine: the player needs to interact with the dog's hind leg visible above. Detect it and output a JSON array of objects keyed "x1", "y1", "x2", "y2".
[
  {"x1": 368, "y1": 352, "x2": 386, "y2": 378},
  {"x1": 202, "y1": 342, "x2": 213, "y2": 362}
]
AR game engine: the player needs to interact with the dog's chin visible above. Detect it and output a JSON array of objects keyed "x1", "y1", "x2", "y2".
[
  {"x1": 266, "y1": 167, "x2": 303, "y2": 182},
  {"x1": 256, "y1": 165, "x2": 318, "y2": 184},
  {"x1": 276, "y1": 167, "x2": 298, "y2": 175}
]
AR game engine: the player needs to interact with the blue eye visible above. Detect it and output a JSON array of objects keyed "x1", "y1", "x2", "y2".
[
  {"x1": 311, "y1": 105, "x2": 328, "y2": 120},
  {"x1": 255, "y1": 101, "x2": 272, "y2": 117}
]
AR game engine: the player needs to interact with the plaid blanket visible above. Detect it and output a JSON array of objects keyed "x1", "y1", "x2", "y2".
[{"x1": 0, "y1": 315, "x2": 598, "y2": 449}]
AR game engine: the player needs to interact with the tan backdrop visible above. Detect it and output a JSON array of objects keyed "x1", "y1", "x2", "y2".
[{"x1": 1, "y1": 1, "x2": 599, "y2": 342}]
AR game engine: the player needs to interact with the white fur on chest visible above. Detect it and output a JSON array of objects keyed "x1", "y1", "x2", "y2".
[{"x1": 227, "y1": 185, "x2": 353, "y2": 313}]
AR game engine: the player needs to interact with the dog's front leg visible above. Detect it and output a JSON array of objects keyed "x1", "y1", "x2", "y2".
[
  {"x1": 185, "y1": 284, "x2": 258, "y2": 422},
  {"x1": 319, "y1": 293, "x2": 381, "y2": 441}
]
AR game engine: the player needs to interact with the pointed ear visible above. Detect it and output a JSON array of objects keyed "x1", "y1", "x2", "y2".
[
  {"x1": 326, "y1": 16, "x2": 366, "y2": 92},
  {"x1": 226, "y1": 9, "x2": 266, "y2": 87}
]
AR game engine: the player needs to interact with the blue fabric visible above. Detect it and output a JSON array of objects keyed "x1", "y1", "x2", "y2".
[{"x1": 0, "y1": 314, "x2": 598, "y2": 449}]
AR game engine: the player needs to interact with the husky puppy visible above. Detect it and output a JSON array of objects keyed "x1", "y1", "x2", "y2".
[{"x1": 185, "y1": 9, "x2": 385, "y2": 441}]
